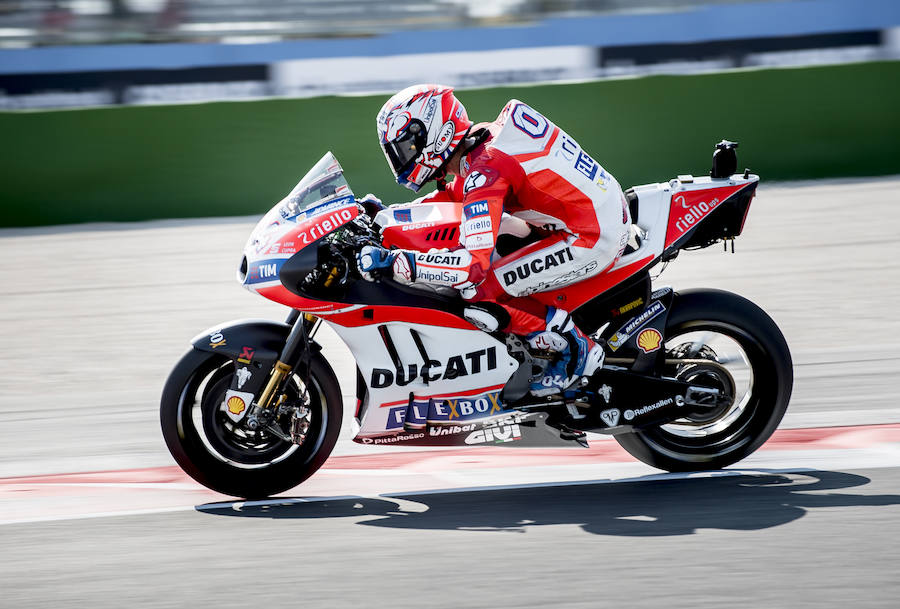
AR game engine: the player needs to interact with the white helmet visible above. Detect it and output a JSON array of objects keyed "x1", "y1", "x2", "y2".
[{"x1": 376, "y1": 84, "x2": 473, "y2": 192}]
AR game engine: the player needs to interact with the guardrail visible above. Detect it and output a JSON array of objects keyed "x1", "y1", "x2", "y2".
[{"x1": 1, "y1": 61, "x2": 898, "y2": 227}]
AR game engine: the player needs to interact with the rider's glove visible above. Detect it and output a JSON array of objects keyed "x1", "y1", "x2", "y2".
[
  {"x1": 357, "y1": 193, "x2": 385, "y2": 218},
  {"x1": 357, "y1": 245, "x2": 416, "y2": 283}
]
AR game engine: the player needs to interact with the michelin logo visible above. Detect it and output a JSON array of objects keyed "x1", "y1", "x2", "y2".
[{"x1": 607, "y1": 301, "x2": 665, "y2": 351}]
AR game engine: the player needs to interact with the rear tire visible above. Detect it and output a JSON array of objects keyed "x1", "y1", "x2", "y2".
[
  {"x1": 160, "y1": 348, "x2": 342, "y2": 498},
  {"x1": 614, "y1": 289, "x2": 792, "y2": 471}
]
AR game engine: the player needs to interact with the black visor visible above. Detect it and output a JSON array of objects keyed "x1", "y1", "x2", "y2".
[{"x1": 383, "y1": 119, "x2": 428, "y2": 176}]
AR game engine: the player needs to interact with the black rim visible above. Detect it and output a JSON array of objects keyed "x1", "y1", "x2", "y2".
[
  {"x1": 637, "y1": 320, "x2": 776, "y2": 461},
  {"x1": 179, "y1": 356, "x2": 329, "y2": 469}
]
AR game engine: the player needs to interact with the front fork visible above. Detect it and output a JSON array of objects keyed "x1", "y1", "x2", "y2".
[{"x1": 246, "y1": 309, "x2": 320, "y2": 440}]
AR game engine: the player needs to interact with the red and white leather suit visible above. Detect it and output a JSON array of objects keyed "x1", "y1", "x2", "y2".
[{"x1": 405, "y1": 100, "x2": 631, "y2": 335}]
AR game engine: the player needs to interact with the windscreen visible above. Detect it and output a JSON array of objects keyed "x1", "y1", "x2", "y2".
[
  {"x1": 245, "y1": 152, "x2": 356, "y2": 256},
  {"x1": 277, "y1": 152, "x2": 355, "y2": 222}
]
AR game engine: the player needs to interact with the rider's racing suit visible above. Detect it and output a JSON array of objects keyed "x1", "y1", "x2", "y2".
[{"x1": 398, "y1": 99, "x2": 631, "y2": 337}]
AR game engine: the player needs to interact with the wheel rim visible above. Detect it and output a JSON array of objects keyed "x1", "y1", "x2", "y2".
[
  {"x1": 179, "y1": 357, "x2": 329, "y2": 470},
  {"x1": 637, "y1": 320, "x2": 775, "y2": 462}
]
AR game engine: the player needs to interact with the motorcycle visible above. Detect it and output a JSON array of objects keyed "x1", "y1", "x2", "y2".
[{"x1": 160, "y1": 141, "x2": 793, "y2": 499}]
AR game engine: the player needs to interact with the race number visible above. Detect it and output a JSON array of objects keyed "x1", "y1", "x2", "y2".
[{"x1": 511, "y1": 104, "x2": 549, "y2": 139}]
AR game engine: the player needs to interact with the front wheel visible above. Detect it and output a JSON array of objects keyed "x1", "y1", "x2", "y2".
[
  {"x1": 614, "y1": 289, "x2": 793, "y2": 471},
  {"x1": 160, "y1": 348, "x2": 342, "y2": 498}
]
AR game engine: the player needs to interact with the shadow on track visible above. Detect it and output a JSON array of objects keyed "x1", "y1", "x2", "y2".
[{"x1": 197, "y1": 470, "x2": 900, "y2": 536}]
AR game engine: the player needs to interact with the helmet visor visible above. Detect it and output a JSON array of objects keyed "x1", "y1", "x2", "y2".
[{"x1": 382, "y1": 120, "x2": 427, "y2": 178}]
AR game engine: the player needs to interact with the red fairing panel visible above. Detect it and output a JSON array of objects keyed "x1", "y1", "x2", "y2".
[
  {"x1": 380, "y1": 202, "x2": 463, "y2": 251},
  {"x1": 323, "y1": 305, "x2": 475, "y2": 329},
  {"x1": 664, "y1": 183, "x2": 751, "y2": 249},
  {"x1": 530, "y1": 255, "x2": 655, "y2": 310},
  {"x1": 256, "y1": 284, "x2": 348, "y2": 312}
]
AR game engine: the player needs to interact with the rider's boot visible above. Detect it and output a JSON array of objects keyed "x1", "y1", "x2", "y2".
[{"x1": 527, "y1": 308, "x2": 604, "y2": 397}]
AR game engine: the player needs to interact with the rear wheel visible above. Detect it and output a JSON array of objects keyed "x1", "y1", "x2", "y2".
[
  {"x1": 614, "y1": 289, "x2": 792, "y2": 471},
  {"x1": 160, "y1": 348, "x2": 342, "y2": 498}
]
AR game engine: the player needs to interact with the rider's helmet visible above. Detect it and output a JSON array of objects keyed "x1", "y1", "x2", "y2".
[{"x1": 376, "y1": 84, "x2": 472, "y2": 192}]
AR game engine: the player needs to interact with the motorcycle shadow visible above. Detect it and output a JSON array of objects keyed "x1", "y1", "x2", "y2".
[{"x1": 197, "y1": 470, "x2": 900, "y2": 537}]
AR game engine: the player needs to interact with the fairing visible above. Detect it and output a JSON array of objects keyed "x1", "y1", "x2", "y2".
[{"x1": 235, "y1": 151, "x2": 760, "y2": 446}]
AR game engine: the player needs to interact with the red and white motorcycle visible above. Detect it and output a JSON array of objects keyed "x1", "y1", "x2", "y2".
[{"x1": 160, "y1": 141, "x2": 792, "y2": 498}]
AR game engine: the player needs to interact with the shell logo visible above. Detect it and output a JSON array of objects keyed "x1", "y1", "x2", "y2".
[
  {"x1": 226, "y1": 395, "x2": 246, "y2": 415},
  {"x1": 637, "y1": 328, "x2": 663, "y2": 354}
]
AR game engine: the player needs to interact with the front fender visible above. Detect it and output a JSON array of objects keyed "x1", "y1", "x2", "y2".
[
  {"x1": 191, "y1": 318, "x2": 292, "y2": 365},
  {"x1": 190, "y1": 318, "x2": 326, "y2": 399}
]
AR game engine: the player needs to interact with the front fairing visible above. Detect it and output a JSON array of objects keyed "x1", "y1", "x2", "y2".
[{"x1": 238, "y1": 152, "x2": 359, "y2": 307}]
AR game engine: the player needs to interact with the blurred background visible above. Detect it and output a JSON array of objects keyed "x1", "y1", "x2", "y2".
[
  {"x1": 1, "y1": 0, "x2": 898, "y2": 226},
  {"x1": 2, "y1": 6, "x2": 900, "y2": 602}
]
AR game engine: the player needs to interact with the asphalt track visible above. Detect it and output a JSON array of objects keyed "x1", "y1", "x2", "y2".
[{"x1": 1, "y1": 177, "x2": 899, "y2": 607}]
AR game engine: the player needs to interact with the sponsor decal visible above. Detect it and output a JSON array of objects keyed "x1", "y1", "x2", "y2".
[
  {"x1": 574, "y1": 150, "x2": 598, "y2": 180},
  {"x1": 415, "y1": 252, "x2": 464, "y2": 267},
  {"x1": 235, "y1": 366, "x2": 252, "y2": 389},
  {"x1": 223, "y1": 389, "x2": 255, "y2": 423},
  {"x1": 416, "y1": 268, "x2": 467, "y2": 285},
  {"x1": 600, "y1": 408, "x2": 620, "y2": 427},
  {"x1": 401, "y1": 221, "x2": 436, "y2": 231},
  {"x1": 297, "y1": 205, "x2": 356, "y2": 245},
  {"x1": 558, "y1": 133, "x2": 578, "y2": 161},
  {"x1": 371, "y1": 346, "x2": 498, "y2": 388},
  {"x1": 226, "y1": 395, "x2": 246, "y2": 415},
  {"x1": 599, "y1": 384, "x2": 613, "y2": 404},
  {"x1": 393, "y1": 208, "x2": 412, "y2": 223},
  {"x1": 360, "y1": 433, "x2": 426, "y2": 445},
  {"x1": 394, "y1": 253, "x2": 413, "y2": 282},
  {"x1": 637, "y1": 328, "x2": 663, "y2": 354},
  {"x1": 462, "y1": 169, "x2": 498, "y2": 194},
  {"x1": 464, "y1": 232, "x2": 495, "y2": 250},
  {"x1": 465, "y1": 422, "x2": 522, "y2": 445},
  {"x1": 673, "y1": 194, "x2": 721, "y2": 234},
  {"x1": 516, "y1": 260, "x2": 598, "y2": 296},
  {"x1": 237, "y1": 346, "x2": 255, "y2": 364},
  {"x1": 246, "y1": 258, "x2": 287, "y2": 285},
  {"x1": 607, "y1": 301, "x2": 666, "y2": 351},
  {"x1": 501, "y1": 247, "x2": 574, "y2": 286},
  {"x1": 281, "y1": 194, "x2": 353, "y2": 223},
  {"x1": 442, "y1": 391, "x2": 503, "y2": 421},
  {"x1": 434, "y1": 120, "x2": 456, "y2": 155},
  {"x1": 208, "y1": 330, "x2": 226, "y2": 349},
  {"x1": 463, "y1": 200, "x2": 490, "y2": 219},
  {"x1": 304, "y1": 195, "x2": 356, "y2": 218},
  {"x1": 651, "y1": 286, "x2": 673, "y2": 300},
  {"x1": 463, "y1": 217, "x2": 492, "y2": 235},
  {"x1": 612, "y1": 297, "x2": 644, "y2": 317},
  {"x1": 429, "y1": 423, "x2": 477, "y2": 436},
  {"x1": 423, "y1": 98, "x2": 437, "y2": 124},
  {"x1": 385, "y1": 405, "x2": 408, "y2": 430},
  {"x1": 623, "y1": 397, "x2": 674, "y2": 421}
]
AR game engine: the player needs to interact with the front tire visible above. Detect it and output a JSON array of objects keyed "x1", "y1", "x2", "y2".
[
  {"x1": 614, "y1": 289, "x2": 793, "y2": 471},
  {"x1": 160, "y1": 348, "x2": 342, "y2": 498}
]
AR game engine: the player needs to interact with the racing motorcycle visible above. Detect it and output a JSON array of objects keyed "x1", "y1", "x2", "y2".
[{"x1": 160, "y1": 141, "x2": 793, "y2": 498}]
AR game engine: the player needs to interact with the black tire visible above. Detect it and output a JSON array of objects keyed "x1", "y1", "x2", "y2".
[
  {"x1": 614, "y1": 288, "x2": 793, "y2": 471},
  {"x1": 160, "y1": 348, "x2": 342, "y2": 498}
]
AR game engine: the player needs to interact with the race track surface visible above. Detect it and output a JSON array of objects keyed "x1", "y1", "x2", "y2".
[{"x1": 1, "y1": 177, "x2": 899, "y2": 607}]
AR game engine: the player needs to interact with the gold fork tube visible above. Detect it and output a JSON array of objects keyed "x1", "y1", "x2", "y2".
[{"x1": 256, "y1": 361, "x2": 293, "y2": 411}]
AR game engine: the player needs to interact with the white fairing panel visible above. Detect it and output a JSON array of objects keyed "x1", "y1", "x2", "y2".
[
  {"x1": 609, "y1": 173, "x2": 759, "y2": 272},
  {"x1": 328, "y1": 321, "x2": 519, "y2": 438}
]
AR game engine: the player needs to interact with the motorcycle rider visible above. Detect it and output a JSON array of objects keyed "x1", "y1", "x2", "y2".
[{"x1": 357, "y1": 84, "x2": 631, "y2": 396}]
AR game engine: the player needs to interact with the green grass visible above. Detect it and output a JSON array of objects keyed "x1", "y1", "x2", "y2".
[{"x1": 2, "y1": 61, "x2": 898, "y2": 227}]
